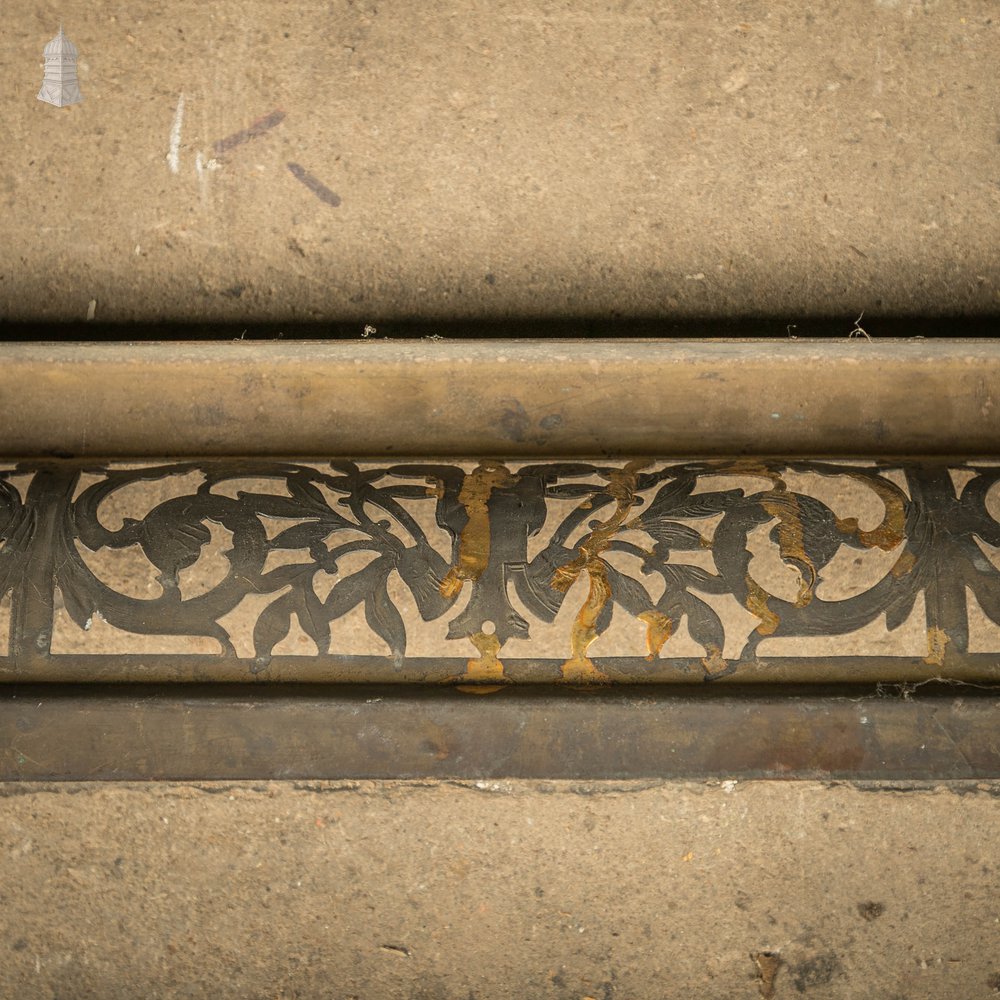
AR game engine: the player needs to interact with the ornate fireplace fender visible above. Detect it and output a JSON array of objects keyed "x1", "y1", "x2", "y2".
[{"x1": 1, "y1": 339, "x2": 998, "y2": 779}]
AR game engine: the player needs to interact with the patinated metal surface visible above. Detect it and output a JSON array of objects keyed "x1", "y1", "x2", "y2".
[
  {"x1": 1, "y1": 457, "x2": 999, "y2": 686},
  {"x1": 1, "y1": 684, "x2": 997, "y2": 780},
  {"x1": 1, "y1": 341, "x2": 997, "y2": 781},
  {"x1": 1, "y1": 340, "x2": 998, "y2": 458}
]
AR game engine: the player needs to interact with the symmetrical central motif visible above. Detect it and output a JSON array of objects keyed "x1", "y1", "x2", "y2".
[{"x1": 1, "y1": 459, "x2": 999, "y2": 685}]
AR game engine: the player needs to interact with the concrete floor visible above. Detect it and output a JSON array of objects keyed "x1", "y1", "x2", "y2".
[
  {"x1": 2, "y1": 781, "x2": 999, "y2": 1000},
  {"x1": 1, "y1": 0, "x2": 998, "y2": 325},
  {"x1": 1, "y1": 2, "x2": 999, "y2": 997}
]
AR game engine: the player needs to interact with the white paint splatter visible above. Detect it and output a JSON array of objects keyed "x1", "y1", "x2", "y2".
[
  {"x1": 195, "y1": 151, "x2": 207, "y2": 204},
  {"x1": 195, "y1": 151, "x2": 221, "y2": 204},
  {"x1": 167, "y1": 93, "x2": 185, "y2": 174},
  {"x1": 194, "y1": 152, "x2": 221, "y2": 178}
]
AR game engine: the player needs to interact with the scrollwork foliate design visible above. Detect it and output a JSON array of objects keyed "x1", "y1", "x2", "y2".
[{"x1": 0, "y1": 460, "x2": 998, "y2": 685}]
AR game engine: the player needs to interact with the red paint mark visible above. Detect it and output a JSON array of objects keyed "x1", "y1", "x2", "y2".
[
  {"x1": 213, "y1": 110, "x2": 286, "y2": 155},
  {"x1": 287, "y1": 162, "x2": 341, "y2": 207}
]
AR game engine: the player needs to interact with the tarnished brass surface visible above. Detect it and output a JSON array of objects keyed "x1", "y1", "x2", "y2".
[
  {"x1": 1, "y1": 684, "x2": 997, "y2": 780},
  {"x1": 1, "y1": 340, "x2": 998, "y2": 780},
  {"x1": 0, "y1": 340, "x2": 998, "y2": 457},
  {"x1": 1, "y1": 457, "x2": 999, "y2": 686}
]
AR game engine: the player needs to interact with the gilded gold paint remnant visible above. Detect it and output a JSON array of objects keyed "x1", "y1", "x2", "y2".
[
  {"x1": 462, "y1": 630, "x2": 506, "y2": 683},
  {"x1": 638, "y1": 610, "x2": 673, "y2": 661},
  {"x1": 924, "y1": 626, "x2": 949, "y2": 666},
  {"x1": 439, "y1": 460, "x2": 517, "y2": 599},
  {"x1": 759, "y1": 488, "x2": 816, "y2": 607},
  {"x1": 745, "y1": 575, "x2": 780, "y2": 636},
  {"x1": 836, "y1": 473, "x2": 907, "y2": 551},
  {"x1": 553, "y1": 460, "x2": 650, "y2": 682},
  {"x1": 891, "y1": 548, "x2": 917, "y2": 578},
  {"x1": 551, "y1": 460, "x2": 649, "y2": 593},
  {"x1": 560, "y1": 562, "x2": 613, "y2": 683}
]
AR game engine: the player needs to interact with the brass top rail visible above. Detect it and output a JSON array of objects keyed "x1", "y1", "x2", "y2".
[{"x1": 0, "y1": 339, "x2": 996, "y2": 457}]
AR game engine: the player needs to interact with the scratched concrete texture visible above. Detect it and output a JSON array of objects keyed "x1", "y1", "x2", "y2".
[
  {"x1": 0, "y1": 0, "x2": 999, "y2": 324},
  {"x1": 1, "y1": 781, "x2": 999, "y2": 1000}
]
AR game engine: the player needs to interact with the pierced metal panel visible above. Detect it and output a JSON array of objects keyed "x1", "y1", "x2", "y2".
[{"x1": 1, "y1": 459, "x2": 999, "y2": 685}]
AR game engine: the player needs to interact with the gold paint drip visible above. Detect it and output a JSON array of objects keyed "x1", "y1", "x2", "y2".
[
  {"x1": 551, "y1": 460, "x2": 649, "y2": 594},
  {"x1": 555, "y1": 461, "x2": 650, "y2": 681},
  {"x1": 560, "y1": 560, "x2": 612, "y2": 683},
  {"x1": 463, "y1": 630, "x2": 506, "y2": 683},
  {"x1": 439, "y1": 460, "x2": 517, "y2": 598}
]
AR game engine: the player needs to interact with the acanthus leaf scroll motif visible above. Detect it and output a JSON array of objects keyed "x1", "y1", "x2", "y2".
[{"x1": 0, "y1": 460, "x2": 997, "y2": 685}]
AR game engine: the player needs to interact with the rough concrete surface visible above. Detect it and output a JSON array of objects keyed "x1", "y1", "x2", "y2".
[
  {"x1": 1, "y1": 1, "x2": 999, "y2": 323},
  {"x1": 1, "y1": 781, "x2": 999, "y2": 999}
]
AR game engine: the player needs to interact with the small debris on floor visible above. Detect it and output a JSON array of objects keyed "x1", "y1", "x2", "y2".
[
  {"x1": 379, "y1": 944, "x2": 411, "y2": 958},
  {"x1": 848, "y1": 310, "x2": 871, "y2": 339},
  {"x1": 857, "y1": 901, "x2": 886, "y2": 921},
  {"x1": 751, "y1": 951, "x2": 781, "y2": 999}
]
